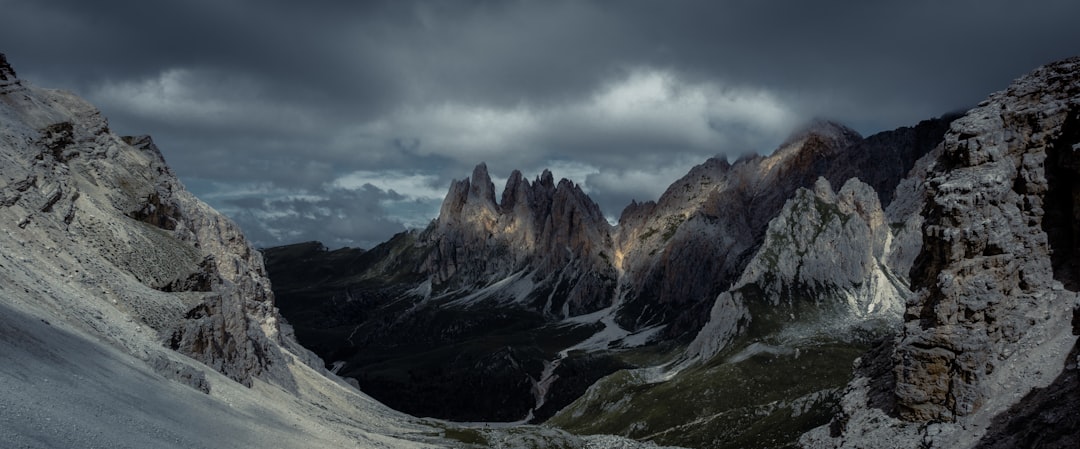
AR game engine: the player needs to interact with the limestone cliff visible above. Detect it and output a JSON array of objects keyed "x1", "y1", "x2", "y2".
[
  {"x1": 802, "y1": 57, "x2": 1080, "y2": 449},
  {"x1": 615, "y1": 117, "x2": 953, "y2": 338},
  {"x1": 687, "y1": 177, "x2": 909, "y2": 361},
  {"x1": 0, "y1": 53, "x2": 291, "y2": 389},
  {"x1": 423, "y1": 163, "x2": 617, "y2": 317}
]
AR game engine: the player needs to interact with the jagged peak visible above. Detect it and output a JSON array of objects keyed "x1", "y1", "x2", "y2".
[
  {"x1": 468, "y1": 162, "x2": 497, "y2": 205},
  {"x1": 0, "y1": 52, "x2": 16, "y2": 81},
  {"x1": 500, "y1": 169, "x2": 529, "y2": 213},
  {"x1": 0, "y1": 52, "x2": 24, "y2": 94},
  {"x1": 537, "y1": 169, "x2": 555, "y2": 189}
]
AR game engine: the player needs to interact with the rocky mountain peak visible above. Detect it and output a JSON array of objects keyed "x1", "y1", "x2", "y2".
[
  {"x1": 539, "y1": 168, "x2": 555, "y2": 188},
  {"x1": 0, "y1": 52, "x2": 16, "y2": 81},
  {"x1": 804, "y1": 56, "x2": 1080, "y2": 449},
  {"x1": 424, "y1": 163, "x2": 615, "y2": 316},
  {"x1": 894, "y1": 56, "x2": 1080, "y2": 423},
  {"x1": 784, "y1": 119, "x2": 863, "y2": 146},
  {"x1": 1, "y1": 52, "x2": 24, "y2": 95},
  {"x1": 469, "y1": 161, "x2": 497, "y2": 206}
]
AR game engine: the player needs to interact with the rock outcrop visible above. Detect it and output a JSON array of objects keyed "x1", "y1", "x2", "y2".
[
  {"x1": 802, "y1": 56, "x2": 1080, "y2": 449},
  {"x1": 0, "y1": 52, "x2": 19, "y2": 92},
  {"x1": 614, "y1": 118, "x2": 953, "y2": 338},
  {"x1": 423, "y1": 163, "x2": 617, "y2": 317},
  {"x1": 687, "y1": 177, "x2": 909, "y2": 361},
  {"x1": 0, "y1": 53, "x2": 290, "y2": 389}
]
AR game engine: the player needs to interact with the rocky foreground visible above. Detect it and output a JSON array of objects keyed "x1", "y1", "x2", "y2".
[{"x1": 802, "y1": 57, "x2": 1080, "y2": 449}]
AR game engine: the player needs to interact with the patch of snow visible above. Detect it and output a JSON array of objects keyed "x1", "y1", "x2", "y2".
[
  {"x1": 726, "y1": 342, "x2": 795, "y2": 364},
  {"x1": 406, "y1": 279, "x2": 432, "y2": 299},
  {"x1": 441, "y1": 270, "x2": 534, "y2": 308},
  {"x1": 329, "y1": 361, "x2": 346, "y2": 375}
]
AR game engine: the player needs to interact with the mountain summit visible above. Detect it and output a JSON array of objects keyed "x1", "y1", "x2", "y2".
[{"x1": 425, "y1": 162, "x2": 616, "y2": 316}]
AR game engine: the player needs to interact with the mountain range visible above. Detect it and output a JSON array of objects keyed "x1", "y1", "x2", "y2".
[{"x1": 3, "y1": 49, "x2": 1079, "y2": 449}]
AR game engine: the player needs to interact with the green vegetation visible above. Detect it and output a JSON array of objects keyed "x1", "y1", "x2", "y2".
[
  {"x1": 549, "y1": 335, "x2": 866, "y2": 449},
  {"x1": 443, "y1": 427, "x2": 489, "y2": 446},
  {"x1": 549, "y1": 283, "x2": 882, "y2": 449}
]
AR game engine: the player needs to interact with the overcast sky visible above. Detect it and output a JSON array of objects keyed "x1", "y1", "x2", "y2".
[{"x1": 3, "y1": 0, "x2": 1079, "y2": 248}]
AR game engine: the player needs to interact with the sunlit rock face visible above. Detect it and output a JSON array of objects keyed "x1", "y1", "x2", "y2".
[
  {"x1": 802, "y1": 56, "x2": 1080, "y2": 449},
  {"x1": 613, "y1": 117, "x2": 953, "y2": 338},
  {"x1": 423, "y1": 162, "x2": 617, "y2": 317}
]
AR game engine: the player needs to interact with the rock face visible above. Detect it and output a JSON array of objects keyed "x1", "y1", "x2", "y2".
[
  {"x1": 424, "y1": 163, "x2": 617, "y2": 316},
  {"x1": 687, "y1": 176, "x2": 909, "y2": 361},
  {"x1": 0, "y1": 53, "x2": 289, "y2": 389},
  {"x1": 897, "y1": 56, "x2": 1080, "y2": 421},
  {"x1": 803, "y1": 57, "x2": 1080, "y2": 448},
  {"x1": 0, "y1": 52, "x2": 18, "y2": 87},
  {"x1": 614, "y1": 117, "x2": 953, "y2": 338}
]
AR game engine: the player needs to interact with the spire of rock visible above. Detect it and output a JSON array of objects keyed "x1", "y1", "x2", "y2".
[
  {"x1": 469, "y1": 162, "x2": 497, "y2": 208},
  {"x1": 538, "y1": 169, "x2": 555, "y2": 190},
  {"x1": 0, "y1": 52, "x2": 16, "y2": 81},
  {"x1": 500, "y1": 169, "x2": 528, "y2": 213},
  {"x1": 0, "y1": 52, "x2": 23, "y2": 94}
]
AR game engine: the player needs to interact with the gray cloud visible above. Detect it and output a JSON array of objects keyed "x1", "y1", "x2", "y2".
[{"x1": 3, "y1": 0, "x2": 1079, "y2": 247}]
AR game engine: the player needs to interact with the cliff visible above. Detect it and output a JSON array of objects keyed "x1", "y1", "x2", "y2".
[
  {"x1": 423, "y1": 163, "x2": 617, "y2": 316},
  {"x1": 802, "y1": 56, "x2": 1080, "y2": 449}
]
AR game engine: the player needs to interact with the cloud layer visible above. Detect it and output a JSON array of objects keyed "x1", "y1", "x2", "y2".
[{"x1": 4, "y1": 0, "x2": 1079, "y2": 247}]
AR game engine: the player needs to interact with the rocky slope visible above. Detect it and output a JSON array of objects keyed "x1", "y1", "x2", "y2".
[
  {"x1": 613, "y1": 117, "x2": 955, "y2": 338},
  {"x1": 0, "y1": 51, "x2": 451, "y2": 448},
  {"x1": 0, "y1": 52, "x2": 292, "y2": 390},
  {"x1": 801, "y1": 57, "x2": 1080, "y2": 449}
]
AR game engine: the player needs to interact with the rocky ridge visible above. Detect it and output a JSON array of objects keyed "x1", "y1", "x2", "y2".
[
  {"x1": 687, "y1": 176, "x2": 910, "y2": 362},
  {"x1": 0, "y1": 64, "x2": 291, "y2": 388},
  {"x1": 612, "y1": 117, "x2": 955, "y2": 338},
  {"x1": 802, "y1": 57, "x2": 1080, "y2": 449},
  {"x1": 423, "y1": 163, "x2": 617, "y2": 316},
  {"x1": 0, "y1": 52, "x2": 441, "y2": 449}
]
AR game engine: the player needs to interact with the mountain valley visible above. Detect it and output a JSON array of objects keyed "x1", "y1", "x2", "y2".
[{"x1": 2, "y1": 48, "x2": 1079, "y2": 449}]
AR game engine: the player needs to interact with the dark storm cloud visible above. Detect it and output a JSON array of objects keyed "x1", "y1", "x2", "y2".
[{"x1": 3, "y1": 0, "x2": 1079, "y2": 247}]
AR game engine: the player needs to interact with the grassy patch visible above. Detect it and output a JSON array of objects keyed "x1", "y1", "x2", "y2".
[
  {"x1": 443, "y1": 428, "x2": 489, "y2": 446},
  {"x1": 550, "y1": 338, "x2": 865, "y2": 449}
]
